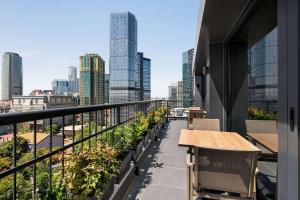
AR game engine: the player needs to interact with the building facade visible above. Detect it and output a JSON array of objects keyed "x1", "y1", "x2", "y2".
[
  {"x1": 177, "y1": 81, "x2": 183, "y2": 103},
  {"x1": 52, "y1": 79, "x2": 69, "y2": 94},
  {"x1": 79, "y1": 54, "x2": 105, "y2": 107},
  {"x1": 168, "y1": 83, "x2": 178, "y2": 101},
  {"x1": 68, "y1": 66, "x2": 78, "y2": 93},
  {"x1": 248, "y1": 27, "x2": 278, "y2": 113},
  {"x1": 1, "y1": 52, "x2": 23, "y2": 100},
  {"x1": 109, "y1": 12, "x2": 138, "y2": 104},
  {"x1": 11, "y1": 95, "x2": 75, "y2": 127},
  {"x1": 143, "y1": 57, "x2": 151, "y2": 100},
  {"x1": 104, "y1": 74, "x2": 110, "y2": 104},
  {"x1": 137, "y1": 53, "x2": 151, "y2": 101},
  {"x1": 182, "y1": 49, "x2": 194, "y2": 107}
]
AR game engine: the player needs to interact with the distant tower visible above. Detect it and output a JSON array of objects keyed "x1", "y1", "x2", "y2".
[
  {"x1": 68, "y1": 66, "x2": 78, "y2": 93},
  {"x1": 104, "y1": 74, "x2": 110, "y2": 104},
  {"x1": 1, "y1": 52, "x2": 23, "y2": 100},
  {"x1": 182, "y1": 49, "x2": 194, "y2": 107},
  {"x1": 137, "y1": 52, "x2": 151, "y2": 101},
  {"x1": 52, "y1": 79, "x2": 69, "y2": 94},
  {"x1": 109, "y1": 12, "x2": 138, "y2": 104},
  {"x1": 80, "y1": 54, "x2": 105, "y2": 106}
]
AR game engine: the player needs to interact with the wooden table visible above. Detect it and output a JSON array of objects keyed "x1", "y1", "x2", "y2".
[
  {"x1": 179, "y1": 129, "x2": 261, "y2": 199},
  {"x1": 179, "y1": 129, "x2": 260, "y2": 151},
  {"x1": 187, "y1": 107, "x2": 206, "y2": 129},
  {"x1": 247, "y1": 133, "x2": 278, "y2": 154}
]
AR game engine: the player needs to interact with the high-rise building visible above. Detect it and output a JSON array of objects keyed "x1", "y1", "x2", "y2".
[
  {"x1": 182, "y1": 49, "x2": 194, "y2": 107},
  {"x1": 1, "y1": 52, "x2": 23, "y2": 100},
  {"x1": 104, "y1": 74, "x2": 110, "y2": 104},
  {"x1": 137, "y1": 53, "x2": 151, "y2": 101},
  {"x1": 52, "y1": 79, "x2": 69, "y2": 94},
  {"x1": 248, "y1": 27, "x2": 278, "y2": 113},
  {"x1": 143, "y1": 57, "x2": 151, "y2": 100},
  {"x1": 109, "y1": 12, "x2": 138, "y2": 104},
  {"x1": 80, "y1": 54, "x2": 105, "y2": 107},
  {"x1": 177, "y1": 81, "x2": 183, "y2": 102},
  {"x1": 68, "y1": 66, "x2": 78, "y2": 93},
  {"x1": 168, "y1": 83, "x2": 178, "y2": 101}
]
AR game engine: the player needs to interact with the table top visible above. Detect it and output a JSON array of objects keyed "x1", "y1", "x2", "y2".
[
  {"x1": 247, "y1": 133, "x2": 278, "y2": 153},
  {"x1": 188, "y1": 107, "x2": 202, "y2": 111},
  {"x1": 179, "y1": 129, "x2": 261, "y2": 152}
]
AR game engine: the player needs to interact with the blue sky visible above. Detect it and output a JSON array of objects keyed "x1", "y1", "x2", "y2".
[{"x1": 0, "y1": 0, "x2": 200, "y2": 98}]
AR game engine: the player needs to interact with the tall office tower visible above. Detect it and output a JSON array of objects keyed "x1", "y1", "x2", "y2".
[
  {"x1": 168, "y1": 83, "x2": 178, "y2": 101},
  {"x1": 177, "y1": 81, "x2": 183, "y2": 102},
  {"x1": 109, "y1": 12, "x2": 138, "y2": 104},
  {"x1": 248, "y1": 27, "x2": 278, "y2": 113},
  {"x1": 52, "y1": 79, "x2": 69, "y2": 94},
  {"x1": 137, "y1": 52, "x2": 151, "y2": 101},
  {"x1": 182, "y1": 49, "x2": 194, "y2": 107},
  {"x1": 68, "y1": 66, "x2": 78, "y2": 93},
  {"x1": 1, "y1": 52, "x2": 23, "y2": 100},
  {"x1": 143, "y1": 57, "x2": 151, "y2": 100},
  {"x1": 80, "y1": 54, "x2": 105, "y2": 107},
  {"x1": 104, "y1": 74, "x2": 110, "y2": 104}
]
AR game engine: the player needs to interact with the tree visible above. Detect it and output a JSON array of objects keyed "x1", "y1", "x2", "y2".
[
  {"x1": 0, "y1": 137, "x2": 28, "y2": 159},
  {"x1": 45, "y1": 124, "x2": 60, "y2": 135}
]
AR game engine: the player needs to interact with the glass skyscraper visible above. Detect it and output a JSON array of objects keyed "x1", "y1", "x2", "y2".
[
  {"x1": 104, "y1": 74, "x2": 110, "y2": 104},
  {"x1": 1, "y1": 52, "x2": 23, "y2": 100},
  {"x1": 109, "y1": 12, "x2": 138, "y2": 104},
  {"x1": 143, "y1": 57, "x2": 151, "y2": 100},
  {"x1": 52, "y1": 79, "x2": 69, "y2": 94},
  {"x1": 248, "y1": 27, "x2": 278, "y2": 113},
  {"x1": 68, "y1": 66, "x2": 78, "y2": 93},
  {"x1": 182, "y1": 49, "x2": 194, "y2": 107},
  {"x1": 137, "y1": 52, "x2": 151, "y2": 101},
  {"x1": 80, "y1": 54, "x2": 105, "y2": 107}
]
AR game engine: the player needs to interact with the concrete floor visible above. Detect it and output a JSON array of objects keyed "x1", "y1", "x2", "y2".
[{"x1": 123, "y1": 120, "x2": 187, "y2": 200}]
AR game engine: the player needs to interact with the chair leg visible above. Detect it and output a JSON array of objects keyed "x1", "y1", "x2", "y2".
[{"x1": 187, "y1": 156, "x2": 193, "y2": 200}]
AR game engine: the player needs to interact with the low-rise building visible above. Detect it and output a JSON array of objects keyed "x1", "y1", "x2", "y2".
[{"x1": 10, "y1": 95, "x2": 76, "y2": 128}]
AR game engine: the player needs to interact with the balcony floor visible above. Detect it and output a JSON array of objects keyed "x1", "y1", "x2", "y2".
[{"x1": 123, "y1": 120, "x2": 188, "y2": 200}]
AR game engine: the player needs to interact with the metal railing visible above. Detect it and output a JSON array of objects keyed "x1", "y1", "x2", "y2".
[{"x1": 0, "y1": 100, "x2": 164, "y2": 200}]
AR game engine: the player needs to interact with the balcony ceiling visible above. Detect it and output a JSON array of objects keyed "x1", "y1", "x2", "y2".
[{"x1": 193, "y1": 0, "x2": 277, "y2": 75}]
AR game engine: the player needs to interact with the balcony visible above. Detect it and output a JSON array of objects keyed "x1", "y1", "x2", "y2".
[{"x1": 0, "y1": 100, "x2": 277, "y2": 200}]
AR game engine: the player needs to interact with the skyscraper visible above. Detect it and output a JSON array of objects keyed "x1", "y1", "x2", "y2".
[
  {"x1": 109, "y1": 12, "x2": 138, "y2": 104},
  {"x1": 52, "y1": 79, "x2": 69, "y2": 94},
  {"x1": 104, "y1": 74, "x2": 110, "y2": 104},
  {"x1": 1, "y1": 52, "x2": 23, "y2": 100},
  {"x1": 80, "y1": 54, "x2": 105, "y2": 107},
  {"x1": 68, "y1": 66, "x2": 78, "y2": 93},
  {"x1": 137, "y1": 52, "x2": 151, "y2": 101},
  {"x1": 182, "y1": 49, "x2": 194, "y2": 107}
]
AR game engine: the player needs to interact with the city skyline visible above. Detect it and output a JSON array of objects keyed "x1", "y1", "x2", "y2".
[{"x1": 0, "y1": 0, "x2": 199, "y2": 98}]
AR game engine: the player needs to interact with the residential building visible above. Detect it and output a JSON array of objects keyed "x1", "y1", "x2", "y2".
[
  {"x1": 168, "y1": 83, "x2": 178, "y2": 101},
  {"x1": 109, "y1": 12, "x2": 138, "y2": 104},
  {"x1": 1, "y1": 52, "x2": 23, "y2": 100},
  {"x1": 52, "y1": 79, "x2": 69, "y2": 94},
  {"x1": 105, "y1": 74, "x2": 110, "y2": 104},
  {"x1": 182, "y1": 49, "x2": 194, "y2": 107},
  {"x1": 11, "y1": 95, "x2": 76, "y2": 127},
  {"x1": 177, "y1": 81, "x2": 183, "y2": 102},
  {"x1": 30, "y1": 90, "x2": 56, "y2": 96},
  {"x1": 248, "y1": 28, "x2": 278, "y2": 113},
  {"x1": 137, "y1": 52, "x2": 151, "y2": 101},
  {"x1": 68, "y1": 66, "x2": 79, "y2": 93},
  {"x1": 79, "y1": 53, "x2": 105, "y2": 107}
]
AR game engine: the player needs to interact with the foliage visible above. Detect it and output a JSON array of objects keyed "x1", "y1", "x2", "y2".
[
  {"x1": 63, "y1": 143, "x2": 119, "y2": 199},
  {"x1": 147, "y1": 111, "x2": 156, "y2": 127},
  {"x1": 17, "y1": 123, "x2": 31, "y2": 134},
  {"x1": 0, "y1": 137, "x2": 28, "y2": 159},
  {"x1": 100, "y1": 126, "x2": 132, "y2": 153},
  {"x1": 248, "y1": 106, "x2": 277, "y2": 120},
  {"x1": 0, "y1": 157, "x2": 12, "y2": 172},
  {"x1": 0, "y1": 174, "x2": 31, "y2": 200},
  {"x1": 45, "y1": 124, "x2": 60, "y2": 135}
]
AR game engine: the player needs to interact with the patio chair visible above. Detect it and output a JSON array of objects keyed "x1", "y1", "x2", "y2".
[
  {"x1": 194, "y1": 148, "x2": 258, "y2": 199},
  {"x1": 192, "y1": 118, "x2": 220, "y2": 131},
  {"x1": 245, "y1": 120, "x2": 277, "y2": 134}
]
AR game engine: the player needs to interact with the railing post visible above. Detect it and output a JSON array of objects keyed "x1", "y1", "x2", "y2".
[
  {"x1": 166, "y1": 101, "x2": 169, "y2": 119},
  {"x1": 116, "y1": 106, "x2": 121, "y2": 125}
]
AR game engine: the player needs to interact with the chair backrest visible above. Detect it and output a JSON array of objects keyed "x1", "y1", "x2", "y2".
[
  {"x1": 193, "y1": 118, "x2": 220, "y2": 131},
  {"x1": 245, "y1": 120, "x2": 277, "y2": 134}
]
